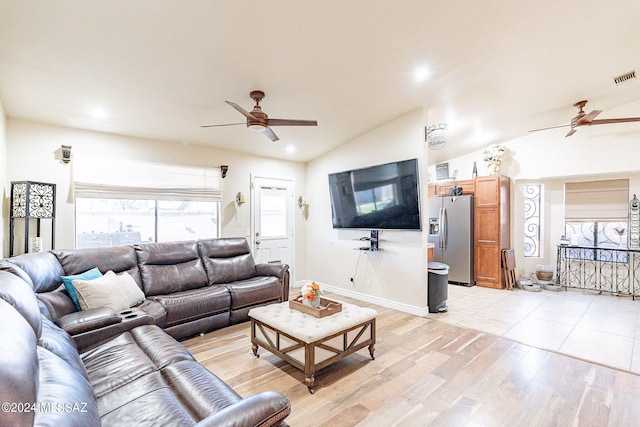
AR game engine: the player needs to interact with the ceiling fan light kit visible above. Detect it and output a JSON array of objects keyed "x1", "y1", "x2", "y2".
[{"x1": 201, "y1": 90, "x2": 318, "y2": 142}]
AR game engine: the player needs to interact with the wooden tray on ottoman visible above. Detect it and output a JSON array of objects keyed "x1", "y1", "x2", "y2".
[{"x1": 289, "y1": 296, "x2": 342, "y2": 318}]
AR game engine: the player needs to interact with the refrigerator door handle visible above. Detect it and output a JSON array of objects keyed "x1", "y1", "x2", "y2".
[
  {"x1": 438, "y1": 208, "x2": 442, "y2": 250},
  {"x1": 442, "y1": 207, "x2": 448, "y2": 251},
  {"x1": 438, "y1": 208, "x2": 443, "y2": 250},
  {"x1": 438, "y1": 208, "x2": 446, "y2": 251}
]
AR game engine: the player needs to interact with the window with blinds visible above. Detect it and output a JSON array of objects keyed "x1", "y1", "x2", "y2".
[
  {"x1": 73, "y1": 157, "x2": 222, "y2": 248},
  {"x1": 564, "y1": 179, "x2": 629, "y2": 222},
  {"x1": 564, "y1": 179, "x2": 629, "y2": 251}
]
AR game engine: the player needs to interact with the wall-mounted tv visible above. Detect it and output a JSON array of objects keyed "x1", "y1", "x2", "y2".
[{"x1": 328, "y1": 158, "x2": 421, "y2": 230}]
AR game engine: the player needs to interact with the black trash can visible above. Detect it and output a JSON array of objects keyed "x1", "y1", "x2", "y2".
[{"x1": 428, "y1": 262, "x2": 449, "y2": 313}]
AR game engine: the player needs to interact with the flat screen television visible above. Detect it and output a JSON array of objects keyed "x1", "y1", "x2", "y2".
[{"x1": 328, "y1": 158, "x2": 421, "y2": 230}]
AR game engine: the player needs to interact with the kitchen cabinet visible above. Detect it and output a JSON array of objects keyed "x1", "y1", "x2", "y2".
[
  {"x1": 474, "y1": 175, "x2": 510, "y2": 288},
  {"x1": 436, "y1": 179, "x2": 476, "y2": 196}
]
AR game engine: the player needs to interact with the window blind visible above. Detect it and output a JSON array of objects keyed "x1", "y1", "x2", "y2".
[
  {"x1": 564, "y1": 179, "x2": 628, "y2": 221},
  {"x1": 73, "y1": 156, "x2": 222, "y2": 202}
]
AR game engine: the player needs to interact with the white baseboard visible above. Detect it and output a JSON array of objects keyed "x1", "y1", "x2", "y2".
[
  {"x1": 292, "y1": 279, "x2": 310, "y2": 288},
  {"x1": 293, "y1": 279, "x2": 428, "y2": 317}
]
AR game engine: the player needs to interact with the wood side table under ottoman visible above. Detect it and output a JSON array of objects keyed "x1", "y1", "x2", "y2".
[{"x1": 248, "y1": 300, "x2": 377, "y2": 393}]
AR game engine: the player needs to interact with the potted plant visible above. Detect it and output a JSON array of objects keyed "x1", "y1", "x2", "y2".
[{"x1": 483, "y1": 144, "x2": 505, "y2": 175}]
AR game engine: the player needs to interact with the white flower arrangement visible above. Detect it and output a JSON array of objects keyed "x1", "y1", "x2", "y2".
[{"x1": 483, "y1": 144, "x2": 505, "y2": 165}]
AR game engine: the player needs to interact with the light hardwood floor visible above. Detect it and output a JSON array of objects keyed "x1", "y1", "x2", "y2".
[{"x1": 183, "y1": 295, "x2": 640, "y2": 426}]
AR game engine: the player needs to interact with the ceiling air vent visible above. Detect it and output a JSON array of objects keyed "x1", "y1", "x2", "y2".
[{"x1": 613, "y1": 70, "x2": 636, "y2": 85}]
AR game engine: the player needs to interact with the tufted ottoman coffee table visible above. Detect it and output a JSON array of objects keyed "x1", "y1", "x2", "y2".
[{"x1": 248, "y1": 300, "x2": 377, "y2": 393}]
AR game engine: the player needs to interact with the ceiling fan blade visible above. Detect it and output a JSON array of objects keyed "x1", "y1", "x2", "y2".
[
  {"x1": 262, "y1": 126, "x2": 279, "y2": 142},
  {"x1": 576, "y1": 110, "x2": 602, "y2": 125},
  {"x1": 588, "y1": 117, "x2": 640, "y2": 125},
  {"x1": 200, "y1": 122, "x2": 245, "y2": 128},
  {"x1": 267, "y1": 118, "x2": 318, "y2": 127},
  {"x1": 528, "y1": 124, "x2": 571, "y2": 132},
  {"x1": 565, "y1": 128, "x2": 577, "y2": 137},
  {"x1": 225, "y1": 101, "x2": 256, "y2": 120}
]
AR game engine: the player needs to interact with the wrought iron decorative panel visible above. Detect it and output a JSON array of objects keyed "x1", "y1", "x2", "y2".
[
  {"x1": 556, "y1": 245, "x2": 640, "y2": 298},
  {"x1": 11, "y1": 182, "x2": 27, "y2": 218},
  {"x1": 10, "y1": 181, "x2": 56, "y2": 256},
  {"x1": 11, "y1": 181, "x2": 55, "y2": 218},
  {"x1": 28, "y1": 183, "x2": 55, "y2": 218},
  {"x1": 630, "y1": 195, "x2": 640, "y2": 250},
  {"x1": 523, "y1": 184, "x2": 541, "y2": 257}
]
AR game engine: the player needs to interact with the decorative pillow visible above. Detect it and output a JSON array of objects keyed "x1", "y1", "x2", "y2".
[
  {"x1": 61, "y1": 267, "x2": 102, "y2": 311},
  {"x1": 72, "y1": 275, "x2": 129, "y2": 312},
  {"x1": 105, "y1": 271, "x2": 145, "y2": 307}
]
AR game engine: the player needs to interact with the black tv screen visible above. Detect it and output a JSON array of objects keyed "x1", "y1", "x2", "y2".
[{"x1": 328, "y1": 158, "x2": 421, "y2": 230}]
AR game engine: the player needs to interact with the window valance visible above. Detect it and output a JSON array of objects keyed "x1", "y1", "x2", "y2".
[
  {"x1": 564, "y1": 179, "x2": 628, "y2": 222},
  {"x1": 73, "y1": 156, "x2": 222, "y2": 202}
]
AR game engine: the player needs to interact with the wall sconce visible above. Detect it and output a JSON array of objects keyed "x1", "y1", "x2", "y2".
[
  {"x1": 297, "y1": 196, "x2": 308, "y2": 208},
  {"x1": 236, "y1": 192, "x2": 245, "y2": 206},
  {"x1": 61, "y1": 145, "x2": 72, "y2": 163},
  {"x1": 220, "y1": 165, "x2": 228, "y2": 179}
]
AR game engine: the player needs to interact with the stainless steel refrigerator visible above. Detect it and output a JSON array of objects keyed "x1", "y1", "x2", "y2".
[{"x1": 427, "y1": 195, "x2": 475, "y2": 286}]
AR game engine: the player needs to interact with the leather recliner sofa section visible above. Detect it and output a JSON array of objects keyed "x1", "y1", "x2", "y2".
[
  {"x1": 5, "y1": 237, "x2": 290, "y2": 340},
  {"x1": 0, "y1": 268, "x2": 291, "y2": 426}
]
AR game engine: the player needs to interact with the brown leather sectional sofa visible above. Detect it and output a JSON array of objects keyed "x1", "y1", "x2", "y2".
[
  {"x1": 9, "y1": 237, "x2": 290, "y2": 339},
  {"x1": 0, "y1": 237, "x2": 291, "y2": 426}
]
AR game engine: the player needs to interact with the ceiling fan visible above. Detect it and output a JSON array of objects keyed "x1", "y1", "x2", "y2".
[
  {"x1": 200, "y1": 90, "x2": 318, "y2": 142},
  {"x1": 529, "y1": 100, "x2": 640, "y2": 137}
]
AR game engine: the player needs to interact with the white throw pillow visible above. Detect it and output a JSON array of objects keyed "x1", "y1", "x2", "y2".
[
  {"x1": 111, "y1": 271, "x2": 145, "y2": 307},
  {"x1": 72, "y1": 270, "x2": 146, "y2": 311},
  {"x1": 72, "y1": 274, "x2": 129, "y2": 312}
]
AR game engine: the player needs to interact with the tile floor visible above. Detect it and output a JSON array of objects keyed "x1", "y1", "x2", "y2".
[{"x1": 428, "y1": 283, "x2": 640, "y2": 374}]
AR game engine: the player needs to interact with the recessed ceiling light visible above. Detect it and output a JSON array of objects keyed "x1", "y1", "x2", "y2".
[
  {"x1": 413, "y1": 65, "x2": 430, "y2": 82},
  {"x1": 88, "y1": 106, "x2": 108, "y2": 120},
  {"x1": 286, "y1": 145, "x2": 295, "y2": 153}
]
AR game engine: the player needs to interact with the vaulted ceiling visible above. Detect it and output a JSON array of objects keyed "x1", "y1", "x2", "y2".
[{"x1": 1, "y1": 1, "x2": 639, "y2": 164}]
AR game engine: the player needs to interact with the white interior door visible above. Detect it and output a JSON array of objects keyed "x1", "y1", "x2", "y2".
[{"x1": 252, "y1": 176, "x2": 295, "y2": 277}]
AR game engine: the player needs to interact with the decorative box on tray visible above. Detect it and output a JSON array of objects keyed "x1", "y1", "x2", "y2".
[{"x1": 289, "y1": 296, "x2": 342, "y2": 318}]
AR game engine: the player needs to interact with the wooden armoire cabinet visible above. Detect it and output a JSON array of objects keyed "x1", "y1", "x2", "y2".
[{"x1": 474, "y1": 175, "x2": 510, "y2": 288}]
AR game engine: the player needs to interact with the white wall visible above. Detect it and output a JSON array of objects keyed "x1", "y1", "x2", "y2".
[
  {"x1": 304, "y1": 109, "x2": 429, "y2": 314},
  {"x1": 0, "y1": 101, "x2": 6, "y2": 256},
  {"x1": 6, "y1": 119, "x2": 307, "y2": 279},
  {"x1": 428, "y1": 99, "x2": 640, "y2": 278}
]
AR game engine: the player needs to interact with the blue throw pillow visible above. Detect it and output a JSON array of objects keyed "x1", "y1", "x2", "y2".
[{"x1": 61, "y1": 267, "x2": 102, "y2": 311}]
